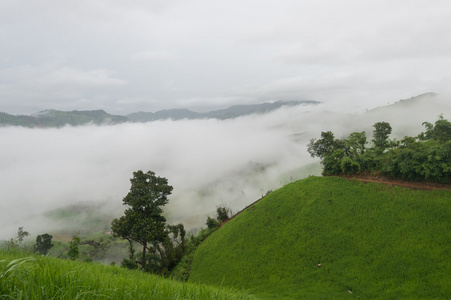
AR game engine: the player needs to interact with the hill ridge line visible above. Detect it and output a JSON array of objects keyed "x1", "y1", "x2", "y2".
[{"x1": 222, "y1": 175, "x2": 451, "y2": 226}]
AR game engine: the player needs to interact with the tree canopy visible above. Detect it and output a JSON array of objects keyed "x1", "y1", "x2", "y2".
[
  {"x1": 34, "y1": 233, "x2": 53, "y2": 255},
  {"x1": 307, "y1": 116, "x2": 451, "y2": 184},
  {"x1": 111, "y1": 170, "x2": 185, "y2": 274}
]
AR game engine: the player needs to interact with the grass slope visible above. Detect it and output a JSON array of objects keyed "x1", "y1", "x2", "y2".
[
  {"x1": 0, "y1": 249, "x2": 254, "y2": 299},
  {"x1": 189, "y1": 176, "x2": 451, "y2": 299}
]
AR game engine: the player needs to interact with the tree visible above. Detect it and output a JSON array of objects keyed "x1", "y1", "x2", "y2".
[
  {"x1": 421, "y1": 115, "x2": 451, "y2": 142},
  {"x1": 206, "y1": 216, "x2": 219, "y2": 229},
  {"x1": 341, "y1": 156, "x2": 361, "y2": 175},
  {"x1": 68, "y1": 234, "x2": 80, "y2": 261},
  {"x1": 372, "y1": 122, "x2": 392, "y2": 154},
  {"x1": 16, "y1": 227, "x2": 29, "y2": 243},
  {"x1": 322, "y1": 149, "x2": 345, "y2": 175},
  {"x1": 307, "y1": 131, "x2": 341, "y2": 159},
  {"x1": 111, "y1": 170, "x2": 173, "y2": 270},
  {"x1": 344, "y1": 131, "x2": 367, "y2": 158},
  {"x1": 34, "y1": 233, "x2": 53, "y2": 255}
]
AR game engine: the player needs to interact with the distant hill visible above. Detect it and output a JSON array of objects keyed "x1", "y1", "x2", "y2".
[
  {"x1": 0, "y1": 110, "x2": 128, "y2": 128},
  {"x1": 358, "y1": 92, "x2": 450, "y2": 137},
  {"x1": 127, "y1": 100, "x2": 319, "y2": 122},
  {"x1": 0, "y1": 100, "x2": 319, "y2": 127},
  {"x1": 189, "y1": 176, "x2": 451, "y2": 299}
]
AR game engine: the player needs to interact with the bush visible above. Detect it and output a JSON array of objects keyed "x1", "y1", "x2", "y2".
[
  {"x1": 216, "y1": 206, "x2": 232, "y2": 223},
  {"x1": 340, "y1": 157, "x2": 361, "y2": 175},
  {"x1": 206, "y1": 217, "x2": 218, "y2": 229},
  {"x1": 121, "y1": 257, "x2": 138, "y2": 270}
]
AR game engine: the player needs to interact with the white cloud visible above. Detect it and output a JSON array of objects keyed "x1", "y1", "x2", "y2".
[
  {"x1": 0, "y1": 0, "x2": 450, "y2": 115},
  {"x1": 0, "y1": 63, "x2": 126, "y2": 113},
  {"x1": 131, "y1": 51, "x2": 178, "y2": 62}
]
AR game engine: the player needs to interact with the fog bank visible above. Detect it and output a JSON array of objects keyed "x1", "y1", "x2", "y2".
[{"x1": 1, "y1": 94, "x2": 449, "y2": 239}]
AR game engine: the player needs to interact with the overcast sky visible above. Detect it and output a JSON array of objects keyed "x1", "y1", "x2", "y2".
[{"x1": 1, "y1": 0, "x2": 451, "y2": 115}]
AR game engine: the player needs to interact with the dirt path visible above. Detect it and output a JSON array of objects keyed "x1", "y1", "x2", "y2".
[{"x1": 337, "y1": 174, "x2": 451, "y2": 191}]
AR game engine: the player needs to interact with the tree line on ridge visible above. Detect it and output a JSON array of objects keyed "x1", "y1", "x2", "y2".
[{"x1": 307, "y1": 115, "x2": 451, "y2": 183}]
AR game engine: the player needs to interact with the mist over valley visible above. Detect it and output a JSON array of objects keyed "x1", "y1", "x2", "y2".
[{"x1": 1, "y1": 93, "x2": 449, "y2": 240}]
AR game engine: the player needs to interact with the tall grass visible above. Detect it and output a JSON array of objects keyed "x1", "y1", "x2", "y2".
[
  {"x1": 0, "y1": 249, "x2": 254, "y2": 299},
  {"x1": 189, "y1": 176, "x2": 451, "y2": 299}
]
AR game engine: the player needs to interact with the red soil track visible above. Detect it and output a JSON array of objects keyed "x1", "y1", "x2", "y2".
[{"x1": 337, "y1": 174, "x2": 451, "y2": 191}]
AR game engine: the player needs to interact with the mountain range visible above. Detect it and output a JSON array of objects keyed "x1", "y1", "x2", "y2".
[{"x1": 0, "y1": 100, "x2": 318, "y2": 128}]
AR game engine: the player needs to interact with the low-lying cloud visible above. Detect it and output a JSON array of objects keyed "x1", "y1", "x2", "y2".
[{"x1": 1, "y1": 94, "x2": 449, "y2": 240}]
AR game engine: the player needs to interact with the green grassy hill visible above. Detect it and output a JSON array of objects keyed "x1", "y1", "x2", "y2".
[
  {"x1": 0, "y1": 249, "x2": 254, "y2": 299},
  {"x1": 189, "y1": 176, "x2": 451, "y2": 299}
]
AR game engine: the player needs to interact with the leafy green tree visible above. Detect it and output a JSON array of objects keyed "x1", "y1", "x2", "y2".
[
  {"x1": 372, "y1": 122, "x2": 392, "y2": 154},
  {"x1": 340, "y1": 156, "x2": 361, "y2": 175},
  {"x1": 111, "y1": 170, "x2": 173, "y2": 270},
  {"x1": 344, "y1": 131, "x2": 367, "y2": 158},
  {"x1": 421, "y1": 141, "x2": 451, "y2": 183},
  {"x1": 322, "y1": 149, "x2": 345, "y2": 175},
  {"x1": 206, "y1": 216, "x2": 219, "y2": 229},
  {"x1": 307, "y1": 131, "x2": 341, "y2": 159},
  {"x1": 68, "y1": 234, "x2": 80, "y2": 261},
  {"x1": 307, "y1": 117, "x2": 451, "y2": 183},
  {"x1": 421, "y1": 115, "x2": 451, "y2": 142},
  {"x1": 34, "y1": 233, "x2": 53, "y2": 255}
]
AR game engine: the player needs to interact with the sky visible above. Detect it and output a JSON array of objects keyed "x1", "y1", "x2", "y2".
[{"x1": 1, "y1": 0, "x2": 451, "y2": 115}]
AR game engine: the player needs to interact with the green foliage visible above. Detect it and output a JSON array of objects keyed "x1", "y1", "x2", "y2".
[
  {"x1": 121, "y1": 257, "x2": 139, "y2": 270},
  {"x1": 309, "y1": 116, "x2": 451, "y2": 183},
  {"x1": 422, "y1": 141, "x2": 451, "y2": 182},
  {"x1": 0, "y1": 248, "x2": 254, "y2": 299},
  {"x1": 170, "y1": 228, "x2": 217, "y2": 282},
  {"x1": 322, "y1": 149, "x2": 345, "y2": 175},
  {"x1": 421, "y1": 115, "x2": 451, "y2": 142},
  {"x1": 112, "y1": 170, "x2": 172, "y2": 270},
  {"x1": 34, "y1": 234, "x2": 53, "y2": 255},
  {"x1": 216, "y1": 206, "x2": 232, "y2": 223},
  {"x1": 67, "y1": 234, "x2": 80, "y2": 261},
  {"x1": 307, "y1": 131, "x2": 341, "y2": 159},
  {"x1": 345, "y1": 131, "x2": 367, "y2": 158},
  {"x1": 112, "y1": 170, "x2": 185, "y2": 274},
  {"x1": 340, "y1": 156, "x2": 360, "y2": 175},
  {"x1": 372, "y1": 121, "x2": 392, "y2": 154},
  {"x1": 206, "y1": 216, "x2": 219, "y2": 229},
  {"x1": 189, "y1": 176, "x2": 451, "y2": 299}
]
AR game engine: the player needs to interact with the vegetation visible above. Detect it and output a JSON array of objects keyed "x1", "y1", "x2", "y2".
[
  {"x1": 111, "y1": 170, "x2": 185, "y2": 274},
  {"x1": 216, "y1": 206, "x2": 232, "y2": 223},
  {"x1": 308, "y1": 116, "x2": 451, "y2": 183},
  {"x1": 170, "y1": 205, "x2": 233, "y2": 281},
  {"x1": 169, "y1": 227, "x2": 218, "y2": 282},
  {"x1": 189, "y1": 176, "x2": 451, "y2": 299},
  {"x1": 0, "y1": 248, "x2": 254, "y2": 299},
  {"x1": 34, "y1": 233, "x2": 53, "y2": 255},
  {"x1": 2, "y1": 109, "x2": 450, "y2": 298},
  {"x1": 67, "y1": 234, "x2": 81, "y2": 261},
  {"x1": 15, "y1": 227, "x2": 29, "y2": 244}
]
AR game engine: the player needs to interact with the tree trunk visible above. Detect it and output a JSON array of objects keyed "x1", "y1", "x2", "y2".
[{"x1": 141, "y1": 242, "x2": 146, "y2": 270}]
